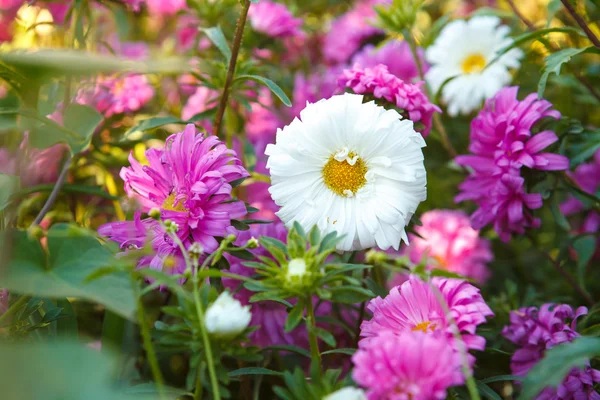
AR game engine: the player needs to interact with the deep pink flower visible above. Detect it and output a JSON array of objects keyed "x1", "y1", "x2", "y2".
[
  {"x1": 145, "y1": 0, "x2": 186, "y2": 16},
  {"x1": 0, "y1": 5, "x2": 18, "y2": 42},
  {"x1": 339, "y1": 64, "x2": 440, "y2": 136},
  {"x1": 117, "y1": 124, "x2": 249, "y2": 253},
  {"x1": 351, "y1": 40, "x2": 428, "y2": 83},
  {"x1": 43, "y1": 2, "x2": 70, "y2": 25},
  {"x1": 400, "y1": 209, "x2": 493, "y2": 283},
  {"x1": 323, "y1": 0, "x2": 389, "y2": 64},
  {"x1": 503, "y1": 304, "x2": 600, "y2": 399},
  {"x1": 352, "y1": 330, "x2": 464, "y2": 400},
  {"x1": 360, "y1": 277, "x2": 494, "y2": 355},
  {"x1": 291, "y1": 66, "x2": 343, "y2": 119},
  {"x1": 0, "y1": 0, "x2": 22, "y2": 10},
  {"x1": 248, "y1": 0, "x2": 303, "y2": 38}
]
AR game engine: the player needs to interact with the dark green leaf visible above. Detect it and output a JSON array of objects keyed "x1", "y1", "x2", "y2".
[
  {"x1": 228, "y1": 367, "x2": 284, "y2": 377},
  {"x1": 284, "y1": 299, "x2": 304, "y2": 332},
  {"x1": 321, "y1": 348, "x2": 355, "y2": 356},
  {"x1": 314, "y1": 327, "x2": 336, "y2": 347},
  {"x1": 551, "y1": 196, "x2": 571, "y2": 231},
  {"x1": 262, "y1": 345, "x2": 311, "y2": 358},
  {"x1": 329, "y1": 286, "x2": 375, "y2": 304},
  {"x1": 481, "y1": 375, "x2": 524, "y2": 384},
  {"x1": 573, "y1": 236, "x2": 596, "y2": 285},
  {"x1": 235, "y1": 74, "x2": 292, "y2": 107},
  {"x1": 200, "y1": 26, "x2": 232, "y2": 63},
  {"x1": 477, "y1": 381, "x2": 502, "y2": 400}
]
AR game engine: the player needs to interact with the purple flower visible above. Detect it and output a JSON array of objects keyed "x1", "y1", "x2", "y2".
[
  {"x1": 351, "y1": 40, "x2": 428, "y2": 83},
  {"x1": 503, "y1": 304, "x2": 600, "y2": 399},
  {"x1": 339, "y1": 64, "x2": 440, "y2": 136},
  {"x1": 248, "y1": 0, "x2": 303, "y2": 38},
  {"x1": 456, "y1": 87, "x2": 568, "y2": 241}
]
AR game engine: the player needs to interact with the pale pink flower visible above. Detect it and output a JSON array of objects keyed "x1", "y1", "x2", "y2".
[{"x1": 248, "y1": 0, "x2": 303, "y2": 38}]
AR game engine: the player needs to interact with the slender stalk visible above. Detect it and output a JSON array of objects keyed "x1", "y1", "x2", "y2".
[
  {"x1": 0, "y1": 295, "x2": 30, "y2": 326},
  {"x1": 31, "y1": 153, "x2": 73, "y2": 227},
  {"x1": 305, "y1": 297, "x2": 322, "y2": 378},
  {"x1": 213, "y1": 0, "x2": 251, "y2": 136},
  {"x1": 506, "y1": 0, "x2": 537, "y2": 30},
  {"x1": 134, "y1": 284, "x2": 166, "y2": 400},
  {"x1": 193, "y1": 362, "x2": 204, "y2": 400},
  {"x1": 560, "y1": 0, "x2": 600, "y2": 49}
]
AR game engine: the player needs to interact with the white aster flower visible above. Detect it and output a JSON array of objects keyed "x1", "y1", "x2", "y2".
[
  {"x1": 205, "y1": 291, "x2": 252, "y2": 337},
  {"x1": 324, "y1": 387, "x2": 367, "y2": 400},
  {"x1": 266, "y1": 93, "x2": 427, "y2": 252},
  {"x1": 425, "y1": 16, "x2": 523, "y2": 116}
]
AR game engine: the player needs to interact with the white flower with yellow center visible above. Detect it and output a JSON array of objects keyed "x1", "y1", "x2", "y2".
[
  {"x1": 266, "y1": 93, "x2": 427, "y2": 252},
  {"x1": 425, "y1": 16, "x2": 523, "y2": 116}
]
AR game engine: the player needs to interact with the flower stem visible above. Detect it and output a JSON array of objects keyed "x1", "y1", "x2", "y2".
[
  {"x1": 31, "y1": 153, "x2": 73, "y2": 227},
  {"x1": 213, "y1": 0, "x2": 251, "y2": 137},
  {"x1": 0, "y1": 295, "x2": 29, "y2": 326},
  {"x1": 305, "y1": 296, "x2": 322, "y2": 379},
  {"x1": 560, "y1": 0, "x2": 600, "y2": 49}
]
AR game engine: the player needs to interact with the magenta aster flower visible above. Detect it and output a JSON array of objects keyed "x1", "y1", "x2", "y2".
[
  {"x1": 248, "y1": 0, "x2": 303, "y2": 38},
  {"x1": 339, "y1": 64, "x2": 440, "y2": 136},
  {"x1": 360, "y1": 277, "x2": 494, "y2": 354},
  {"x1": 351, "y1": 40, "x2": 428, "y2": 83},
  {"x1": 352, "y1": 330, "x2": 464, "y2": 400},
  {"x1": 118, "y1": 124, "x2": 249, "y2": 253},
  {"x1": 503, "y1": 304, "x2": 600, "y2": 399},
  {"x1": 456, "y1": 87, "x2": 568, "y2": 241},
  {"x1": 145, "y1": 0, "x2": 186, "y2": 16},
  {"x1": 400, "y1": 209, "x2": 493, "y2": 283}
]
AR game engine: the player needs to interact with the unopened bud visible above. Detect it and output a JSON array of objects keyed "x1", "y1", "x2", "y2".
[
  {"x1": 226, "y1": 234, "x2": 237, "y2": 243},
  {"x1": 188, "y1": 242, "x2": 204, "y2": 259},
  {"x1": 149, "y1": 208, "x2": 161, "y2": 220},
  {"x1": 164, "y1": 220, "x2": 179, "y2": 234},
  {"x1": 246, "y1": 237, "x2": 259, "y2": 249}
]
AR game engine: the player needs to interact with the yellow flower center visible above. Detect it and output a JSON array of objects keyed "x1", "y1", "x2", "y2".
[
  {"x1": 162, "y1": 193, "x2": 188, "y2": 212},
  {"x1": 461, "y1": 53, "x2": 486, "y2": 74},
  {"x1": 322, "y1": 152, "x2": 367, "y2": 197},
  {"x1": 412, "y1": 321, "x2": 435, "y2": 333}
]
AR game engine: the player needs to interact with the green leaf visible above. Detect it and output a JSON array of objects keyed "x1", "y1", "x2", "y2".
[
  {"x1": 235, "y1": 74, "x2": 292, "y2": 107},
  {"x1": 0, "y1": 174, "x2": 19, "y2": 211},
  {"x1": 566, "y1": 129, "x2": 600, "y2": 167},
  {"x1": 551, "y1": 196, "x2": 571, "y2": 231},
  {"x1": 329, "y1": 286, "x2": 375, "y2": 304},
  {"x1": 481, "y1": 375, "x2": 524, "y2": 384},
  {"x1": 321, "y1": 348, "x2": 355, "y2": 356},
  {"x1": 477, "y1": 381, "x2": 502, "y2": 400},
  {"x1": 228, "y1": 367, "x2": 284, "y2": 377},
  {"x1": 200, "y1": 26, "x2": 232, "y2": 63},
  {"x1": 284, "y1": 299, "x2": 304, "y2": 332},
  {"x1": 573, "y1": 236, "x2": 596, "y2": 288},
  {"x1": 538, "y1": 47, "x2": 599, "y2": 98},
  {"x1": 262, "y1": 345, "x2": 311, "y2": 358},
  {"x1": 0, "y1": 224, "x2": 136, "y2": 320},
  {"x1": 308, "y1": 225, "x2": 321, "y2": 247},
  {"x1": 313, "y1": 327, "x2": 336, "y2": 347},
  {"x1": 123, "y1": 383, "x2": 193, "y2": 399},
  {"x1": 519, "y1": 337, "x2": 600, "y2": 400}
]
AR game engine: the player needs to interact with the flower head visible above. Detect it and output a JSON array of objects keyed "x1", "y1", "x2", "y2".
[
  {"x1": 339, "y1": 64, "x2": 440, "y2": 136},
  {"x1": 351, "y1": 40, "x2": 428, "y2": 83},
  {"x1": 266, "y1": 93, "x2": 427, "y2": 252},
  {"x1": 205, "y1": 291, "x2": 252, "y2": 337},
  {"x1": 401, "y1": 209, "x2": 493, "y2": 283},
  {"x1": 360, "y1": 277, "x2": 493, "y2": 353},
  {"x1": 248, "y1": 0, "x2": 303, "y2": 38},
  {"x1": 352, "y1": 330, "x2": 464, "y2": 400},
  {"x1": 426, "y1": 16, "x2": 523, "y2": 116}
]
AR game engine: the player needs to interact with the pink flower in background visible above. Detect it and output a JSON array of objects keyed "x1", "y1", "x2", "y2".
[
  {"x1": 360, "y1": 277, "x2": 493, "y2": 357},
  {"x1": 182, "y1": 86, "x2": 219, "y2": 121},
  {"x1": 44, "y1": 2, "x2": 70, "y2": 25},
  {"x1": 290, "y1": 66, "x2": 342, "y2": 119},
  {"x1": 352, "y1": 330, "x2": 464, "y2": 400},
  {"x1": 339, "y1": 64, "x2": 440, "y2": 136},
  {"x1": 323, "y1": 0, "x2": 389, "y2": 64},
  {"x1": 400, "y1": 210, "x2": 493, "y2": 283},
  {"x1": 123, "y1": 0, "x2": 144, "y2": 11},
  {"x1": 351, "y1": 40, "x2": 428, "y2": 83},
  {"x1": 0, "y1": 0, "x2": 22, "y2": 10},
  {"x1": 79, "y1": 74, "x2": 154, "y2": 118},
  {"x1": 248, "y1": 0, "x2": 303, "y2": 38},
  {"x1": 176, "y1": 15, "x2": 212, "y2": 52},
  {"x1": 0, "y1": 5, "x2": 19, "y2": 42},
  {"x1": 117, "y1": 124, "x2": 249, "y2": 253},
  {"x1": 246, "y1": 89, "x2": 282, "y2": 145},
  {"x1": 503, "y1": 304, "x2": 600, "y2": 399},
  {"x1": 145, "y1": 0, "x2": 186, "y2": 16},
  {"x1": 456, "y1": 87, "x2": 567, "y2": 241}
]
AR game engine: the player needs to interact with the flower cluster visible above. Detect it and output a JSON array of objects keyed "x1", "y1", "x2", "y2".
[
  {"x1": 339, "y1": 64, "x2": 440, "y2": 136},
  {"x1": 456, "y1": 87, "x2": 569, "y2": 241},
  {"x1": 248, "y1": 0, "x2": 304, "y2": 38},
  {"x1": 503, "y1": 304, "x2": 600, "y2": 398}
]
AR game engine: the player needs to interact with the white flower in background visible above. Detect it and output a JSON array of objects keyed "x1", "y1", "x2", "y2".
[
  {"x1": 266, "y1": 93, "x2": 427, "y2": 252},
  {"x1": 205, "y1": 291, "x2": 252, "y2": 337},
  {"x1": 324, "y1": 387, "x2": 367, "y2": 400},
  {"x1": 425, "y1": 16, "x2": 523, "y2": 116}
]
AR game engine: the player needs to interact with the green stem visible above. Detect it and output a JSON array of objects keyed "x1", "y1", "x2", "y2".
[
  {"x1": 305, "y1": 297, "x2": 322, "y2": 379},
  {"x1": 194, "y1": 363, "x2": 203, "y2": 400},
  {"x1": 0, "y1": 295, "x2": 30, "y2": 326},
  {"x1": 134, "y1": 284, "x2": 166, "y2": 400}
]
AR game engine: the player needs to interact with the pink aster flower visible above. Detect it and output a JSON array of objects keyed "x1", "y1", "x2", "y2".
[
  {"x1": 400, "y1": 209, "x2": 493, "y2": 283},
  {"x1": 352, "y1": 330, "x2": 464, "y2": 400},
  {"x1": 360, "y1": 277, "x2": 494, "y2": 355},
  {"x1": 339, "y1": 64, "x2": 440, "y2": 136},
  {"x1": 117, "y1": 124, "x2": 250, "y2": 253},
  {"x1": 248, "y1": 0, "x2": 303, "y2": 38},
  {"x1": 145, "y1": 0, "x2": 186, "y2": 16},
  {"x1": 503, "y1": 304, "x2": 600, "y2": 399},
  {"x1": 323, "y1": 0, "x2": 389, "y2": 64},
  {"x1": 351, "y1": 40, "x2": 428, "y2": 83},
  {"x1": 456, "y1": 87, "x2": 568, "y2": 241}
]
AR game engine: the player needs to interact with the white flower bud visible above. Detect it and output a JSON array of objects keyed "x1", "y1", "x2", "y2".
[
  {"x1": 204, "y1": 291, "x2": 251, "y2": 337},
  {"x1": 286, "y1": 258, "x2": 307, "y2": 280},
  {"x1": 246, "y1": 237, "x2": 259, "y2": 249},
  {"x1": 323, "y1": 387, "x2": 367, "y2": 400}
]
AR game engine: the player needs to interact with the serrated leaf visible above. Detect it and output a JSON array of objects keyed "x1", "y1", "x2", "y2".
[
  {"x1": 538, "y1": 47, "x2": 599, "y2": 98},
  {"x1": 235, "y1": 74, "x2": 292, "y2": 107},
  {"x1": 200, "y1": 26, "x2": 232, "y2": 63}
]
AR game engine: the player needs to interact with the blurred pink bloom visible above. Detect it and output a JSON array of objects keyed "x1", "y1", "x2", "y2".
[
  {"x1": 44, "y1": 2, "x2": 70, "y2": 25},
  {"x1": 323, "y1": 0, "x2": 389, "y2": 64},
  {"x1": 248, "y1": 0, "x2": 303, "y2": 38},
  {"x1": 352, "y1": 330, "x2": 464, "y2": 400},
  {"x1": 182, "y1": 86, "x2": 219, "y2": 121},
  {"x1": 503, "y1": 304, "x2": 600, "y2": 399},
  {"x1": 351, "y1": 40, "x2": 428, "y2": 83},
  {"x1": 291, "y1": 66, "x2": 343, "y2": 119},
  {"x1": 0, "y1": 0, "x2": 22, "y2": 10},
  {"x1": 0, "y1": 5, "x2": 18, "y2": 42},
  {"x1": 400, "y1": 209, "x2": 492, "y2": 283},
  {"x1": 456, "y1": 87, "x2": 567, "y2": 241},
  {"x1": 360, "y1": 277, "x2": 493, "y2": 357},
  {"x1": 145, "y1": 0, "x2": 186, "y2": 16},
  {"x1": 176, "y1": 15, "x2": 212, "y2": 52},
  {"x1": 339, "y1": 64, "x2": 440, "y2": 136},
  {"x1": 123, "y1": 0, "x2": 144, "y2": 11}
]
